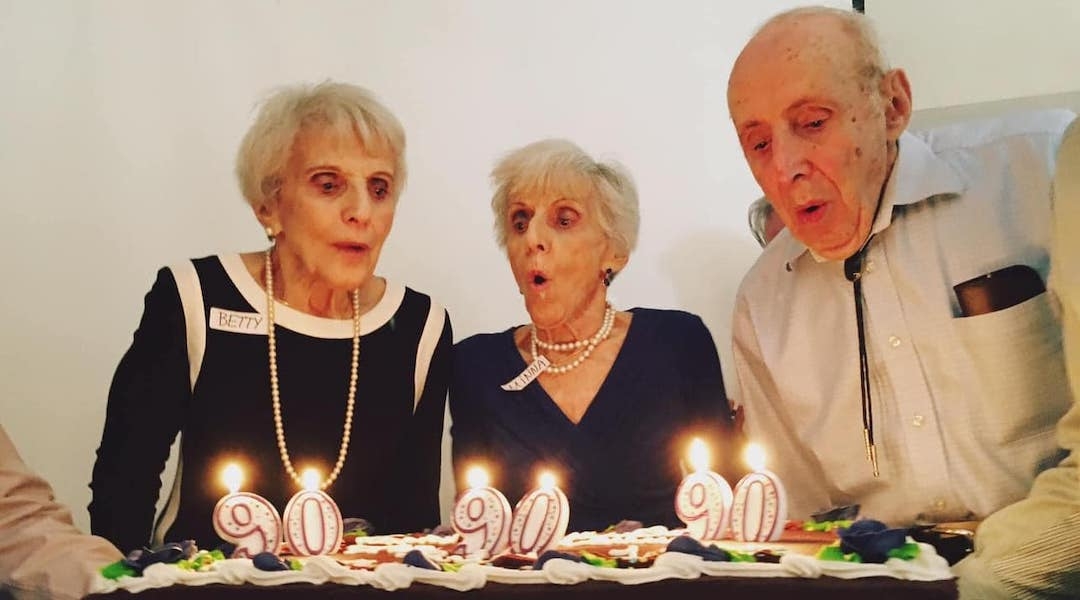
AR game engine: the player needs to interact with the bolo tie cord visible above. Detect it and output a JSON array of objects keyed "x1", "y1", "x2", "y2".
[{"x1": 844, "y1": 238, "x2": 879, "y2": 477}]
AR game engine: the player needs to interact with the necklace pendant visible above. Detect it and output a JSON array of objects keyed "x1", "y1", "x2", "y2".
[{"x1": 500, "y1": 355, "x2": 551, "y2": 391}]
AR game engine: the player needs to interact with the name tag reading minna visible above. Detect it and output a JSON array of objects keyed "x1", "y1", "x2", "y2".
[{"x1": 500, "y1": 355, "x2": 550, "y2": 391}]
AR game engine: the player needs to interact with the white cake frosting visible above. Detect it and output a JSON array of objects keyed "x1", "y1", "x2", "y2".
[{"x1": 92, "y1": 535, "x2": 953, "y2": 594}]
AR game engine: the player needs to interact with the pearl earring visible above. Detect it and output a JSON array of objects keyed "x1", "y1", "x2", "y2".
[{"x1": 265, "y1": 226, "x2": 275, "y2": 242}]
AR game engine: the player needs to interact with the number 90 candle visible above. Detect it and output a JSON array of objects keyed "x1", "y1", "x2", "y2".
[
  {"x1": 212, "y1": 463, "x2": 283, "y2": 557},
  {"x1": 451, "y1": 466, "x2": 512, "y2": 558},
  {"x1": 674, "y1": 438, "x2": 733, "y2": 540},
  {"x1": 509, "y1": 471, "x2": 570, "y2": 555},
  {"x1": 730, "y1": 443, "x2": 788, "y2": 542}
]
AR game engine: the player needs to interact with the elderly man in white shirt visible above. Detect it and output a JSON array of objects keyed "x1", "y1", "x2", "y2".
[{"x1": 726, "y1": 4, "x2": 1075, "y2": 531}]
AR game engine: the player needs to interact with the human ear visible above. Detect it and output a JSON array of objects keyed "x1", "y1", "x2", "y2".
[{"x1": 880, "y1": 68, "x2": 913, "y2": 139}]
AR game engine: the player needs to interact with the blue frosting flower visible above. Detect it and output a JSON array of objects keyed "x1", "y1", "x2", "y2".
[
  {"x1": 403, "y1": 549, "x2": 438, "y2": 570},
  {"x1": 534, "y1": 550, "x2": 584, "y2": 570},
  {"x1": 122, "y1": 540, "x2": 198, "y2": 574},
  {"x1": 252, "y1": 552, "x2": 291, "y2": 572},
  {"x1": 838, "y1": 519, "x2": 908, "y2": 563},
  {"x1": 666, "y1": 536, "x2": 731, "y2": 562}
]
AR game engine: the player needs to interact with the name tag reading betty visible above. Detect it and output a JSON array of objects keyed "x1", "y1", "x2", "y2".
[
  {"x1": 500, "y1": 355, "x2": 550, "y2": 391},
  {"x1": 209, "y1": 307, "x2": 266, "y2": 335}
]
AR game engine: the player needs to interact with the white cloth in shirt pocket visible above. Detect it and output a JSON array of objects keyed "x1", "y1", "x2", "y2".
[{"x1": 953, "y1": 291, "x2": 1070, "y2": 445}]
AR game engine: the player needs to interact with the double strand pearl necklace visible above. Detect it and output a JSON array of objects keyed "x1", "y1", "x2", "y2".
[
  {"x1": 265, "y1": 247, "x2": 360, "y2": 490},
  {"x1": 530, "y1": 304, "x2": 616, "y2": 375}
]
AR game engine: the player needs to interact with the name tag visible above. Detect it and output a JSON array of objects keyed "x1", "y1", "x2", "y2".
[
  {"x1": 500, "y1": 355, "x2": 550, "y2": 391},
  {"x1": 209, "y1": 307, "x2": 266, "y2": 335}
]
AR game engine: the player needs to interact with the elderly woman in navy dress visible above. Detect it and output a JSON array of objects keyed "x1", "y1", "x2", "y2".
[{"x1": 450, "y1": 139, "x2": 736, "y2": 532}]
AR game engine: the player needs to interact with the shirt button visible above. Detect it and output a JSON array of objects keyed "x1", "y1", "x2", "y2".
[
  {"x1": 889, "y1": 335, "x2": 902, "y2": 348},
  {"x1": 865, "y1": 260, "x2": 875, "y2": 274},
  {"x1": 933, "y1": 499, "x2": 947, "y2": 510},
  {"x1": 912, "y1": 414, "x2": 925, "y2": 427}
]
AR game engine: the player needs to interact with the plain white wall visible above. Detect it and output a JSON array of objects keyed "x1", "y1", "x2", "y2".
[
  {"x1": 1, "y1": 0, "x2": 846, "y2": 534},
  {"x1": 869, "y1": 0, "x2": 1080, "y2": 109}
]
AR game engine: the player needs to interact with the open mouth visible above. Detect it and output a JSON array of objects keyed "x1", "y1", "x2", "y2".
[
  {"x1": 529, "y1": 271, "x2": 549, "y2": 288},
  {"x1": 796, "y1": 202, "x2": 827, "y2": 225}
]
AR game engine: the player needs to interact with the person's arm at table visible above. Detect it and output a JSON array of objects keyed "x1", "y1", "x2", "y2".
[{"x1": 0, "y1": 424, "x2": 122, "y2": 600}]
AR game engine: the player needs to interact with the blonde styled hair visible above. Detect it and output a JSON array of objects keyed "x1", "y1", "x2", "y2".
[
  {"x1": 235, "y1": 81, "x2": 407, "y2": 211},
  {"x1": 490, "y1": 139, "x2": 639, "y2": 259}
]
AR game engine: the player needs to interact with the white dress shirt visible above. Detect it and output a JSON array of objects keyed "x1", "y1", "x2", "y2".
[{"x1": 732, "y1": 109, "x2": 1077, "y2": 526}]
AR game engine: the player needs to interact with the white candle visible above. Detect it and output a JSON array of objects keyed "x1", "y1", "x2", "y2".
[
  {"x1": 509, "y1": 471, "x2": 570, "y2": 555},
  {"x1": 451, "y1": 466, "x2": 512, "y2": 558},
  {"x1": 674, "y1": 438, "x2": 733, "y2": 540},
  {"x1": 282, "y1": 468, "x2": 344, "y2": 556},
  {"x1": 212, "y1": 463, "x2": 283, "y2": 558},
  {"x1": 730, "y1": 443, "x2": 788, "y2": 542}
]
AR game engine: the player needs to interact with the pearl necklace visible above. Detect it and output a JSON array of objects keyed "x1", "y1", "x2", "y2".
[
  {"x1": 530, "y1": 304, "x2": 616, "y2": 375},
  {"x1": 265, "y1": 247, "x2": 360, "y2": 490}
]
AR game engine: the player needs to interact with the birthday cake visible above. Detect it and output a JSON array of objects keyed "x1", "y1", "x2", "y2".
[{"x1": 91, "y1": 518, "x2": 954, "y2": 594}]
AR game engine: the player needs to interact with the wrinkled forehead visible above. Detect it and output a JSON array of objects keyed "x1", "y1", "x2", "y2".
[
  {"x1": 507, "y1": 167, "x2": 598, "y2": 207},
  {"x1": 728, "y1": 18, "x2": 861, "y2": 119}
]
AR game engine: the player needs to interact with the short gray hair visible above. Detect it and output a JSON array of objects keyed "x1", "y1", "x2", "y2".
[
  {"x1": 490, "y1": 139, "x2": 639, "y2": 258},
  {"x1": 235, "y1": 81, "x2": 407, "y2": 210},
  {"x1": 747, "y1": 196, "x2": 774, "y2": 248},
  {"x1": 761, "y1": 6, "x2": 889, "y2": 89}
]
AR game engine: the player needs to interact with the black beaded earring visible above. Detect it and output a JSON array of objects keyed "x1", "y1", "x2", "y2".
[{"x1": 602, "y1": 267, "x2": 614, "y2": 287}]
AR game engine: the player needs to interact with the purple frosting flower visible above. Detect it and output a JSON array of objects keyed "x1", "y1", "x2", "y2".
[{"x1": 838, "y1": 519, "x2": 908, "y2": 563}]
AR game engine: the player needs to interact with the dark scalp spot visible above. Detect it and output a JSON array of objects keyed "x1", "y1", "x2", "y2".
[
  {"x1": 855, "y1": 147, "x2": 863, "y2": 157},
  {"x1": 851, "y1": 116, "x2": 857, "y2": 123}
]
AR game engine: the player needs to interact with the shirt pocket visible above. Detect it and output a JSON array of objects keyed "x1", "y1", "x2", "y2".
[{"x1": 953, "y1": 291, "x2": 1070, "y2": 445}]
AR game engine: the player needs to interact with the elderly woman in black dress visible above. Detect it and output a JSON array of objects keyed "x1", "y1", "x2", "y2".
[{"x1": 90, "y1": 82, "x2": 452, "y2": 552}]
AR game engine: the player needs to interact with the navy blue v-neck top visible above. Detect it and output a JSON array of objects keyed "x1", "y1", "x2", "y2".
[{"x1": 450, "y1": 308, "x2": 735, "y2": 532}]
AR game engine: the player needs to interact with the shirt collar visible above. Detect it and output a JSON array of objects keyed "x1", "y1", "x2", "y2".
[{"x1": 782, "y1": 130, "x2": 967, "y2": 265}]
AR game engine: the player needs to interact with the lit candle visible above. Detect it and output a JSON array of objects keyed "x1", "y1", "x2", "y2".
[
  {"x1": 509, "y1": 471, "x2": 570, "y2": 555},
  {"x1": 212, "y1": 463, "x2": 283, "y2": 558},
  {"x1": 282, "y1": 468, "x2": 344, "y2": 556},
  {"x1": 451, "y1": 466, "x2": 512, "y2": 558},
  {"x1": 730, "y1": 443, "x2": 788, "y2": 542},
  {"x1": 674, "y1": 438, "x2": 733, "y2": 540}
]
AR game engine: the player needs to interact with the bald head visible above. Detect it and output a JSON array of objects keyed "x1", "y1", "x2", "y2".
[
  {"x1": 725, "y1": 6, "x2": 912, "y2": 261},
  {"x1": 729, "y1": 7, "x2": 886, "y2": 116}
]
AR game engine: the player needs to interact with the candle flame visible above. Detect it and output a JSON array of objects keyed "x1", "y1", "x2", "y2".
[
  {"x1": 688, "y1": 438, "x2": 710, "y2": 472},
  {"x1": 466, "y1": 466, "x2": 490, "y2": 489},
  {"x1": 746, "y1": 443, "x2": 766, "y2": 472},
  {"x1": 301, "y1": 468, "x2": 321, "y2": 492},
  {"x1": 222, "y1": 463, "x2": 242, "y2": 494},
  {"x1": 538, "y1": 471, "x2": 556, "y2": 490}
]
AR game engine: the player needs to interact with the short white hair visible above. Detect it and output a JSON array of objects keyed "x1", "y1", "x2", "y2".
[
  {"x1": 235, "y1": 81, "x2": 407, "y2": 211},
  {"x1": 747, "y1": 196, "x2": 774, "y2": 248},
  {"x1": 490, "y1": 139, "x2": 639, "y2": 259}
]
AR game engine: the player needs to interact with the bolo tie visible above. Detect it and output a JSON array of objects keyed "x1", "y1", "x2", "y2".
[{"x1": 844, "y1": 236, "x2": 879, "y2": 477}]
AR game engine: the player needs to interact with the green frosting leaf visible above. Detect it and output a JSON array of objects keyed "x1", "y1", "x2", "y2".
[
  {"x1": 816, "y1": 543, "x2": 863, "y2": 563},
  {"x1": 289, "y1": 558, "x2": 303, "y2": 571},
  {"x1": 579, "y1": 551, "x2": 618, "y2": 568},
  {"x1": 100, "y1": 561, "x2": 137, "y2": 580},
  {"x1": 886, "y1": 542, "x2": 921, "y2": 561},
  {"x1": 725, "y1": 550, "x2": 757, "y2": 563},
  {"x1": 440, "y1": 562, "x2": 464, "y2": 573},
  {"x1": 804, "y1": 519, "x2": 854, "y2": 532}
]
